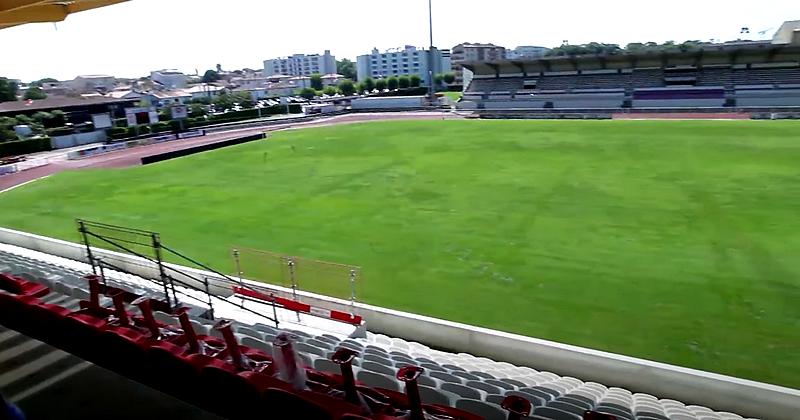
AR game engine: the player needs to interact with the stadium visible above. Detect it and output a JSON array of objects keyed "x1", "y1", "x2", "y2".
[{"x1": 1, "y1": 3, "x2": 800, "y2": 420}]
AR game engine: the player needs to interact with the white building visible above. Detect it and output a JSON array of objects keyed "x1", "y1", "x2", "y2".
[
  {"x1": 181, "y1": 84, "x2": 225, "y2": 100},
  {"x1": 230, "y1": 77, "x2": 270, "y2": 90},
  {"x1": 70, "y1": 75, "x2": 116, "y2": 93},
  {"x1": 356, "y1": 46, "x2": 451, "y2": 86},
  {"x1": 263, "y1": 50, "x2": 337, "y2": 77},
  {"x1": 321, "y1": 73, "x2": 344, "y2": 87},
  {"x1": 451, "y1": 43, "x2": 506, "y2": 86},
  {"x1": 150, "y1": 69, "x2": 188, "y2": 89},
  {"x1": 288, "y1": 76, "x2": 311, "y2": 89},
  {"x1": 505, "y1": 46, "x2": 550, "y2": 59},
  {"x1": 773, "y1": 20, "x2": 800, "y2": 44}
]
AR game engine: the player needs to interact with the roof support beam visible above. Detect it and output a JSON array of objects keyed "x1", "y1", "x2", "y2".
[
  {"x1": 0, "y1": 1, "x2": 129, "y2": 29},
  {"x1": 0, "y1": 1, "x2": 48, "y2": 13},
  {"x1": 511, "y1": 61, "x2": 526, "y2": 77},
  {"x1": 0, "y1": 4, "x2": 69, "y2": 25}
]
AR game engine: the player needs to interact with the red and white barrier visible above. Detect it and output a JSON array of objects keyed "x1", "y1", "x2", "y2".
[{"x1": 232, "y1": 286, "x2": 363, "y2": 326}]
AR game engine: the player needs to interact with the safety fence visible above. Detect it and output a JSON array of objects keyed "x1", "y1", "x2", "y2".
[
  {"x1": 233, "y1": 246, "x2": 360, "y2": 307},
  {"x1": 77, "y1": 219, "x2": 279, "y2": 326}
]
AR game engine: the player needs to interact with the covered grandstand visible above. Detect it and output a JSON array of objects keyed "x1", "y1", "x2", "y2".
[{"x1": 459, "y1": 38, "x2": 800, "y2": 116}]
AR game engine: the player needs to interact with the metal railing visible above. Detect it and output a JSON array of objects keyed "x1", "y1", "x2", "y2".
[{"x1": 77, "y1": 219, "x2": 279, "y2": 327}]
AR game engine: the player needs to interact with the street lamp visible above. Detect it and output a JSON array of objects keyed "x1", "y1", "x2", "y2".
[{"x1": 427, "y1": 0, "x2": 434, "y2": 99}]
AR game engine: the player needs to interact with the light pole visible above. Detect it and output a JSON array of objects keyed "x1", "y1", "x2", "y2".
[{"x1": 427, "y1": 0, "x2": 434, "y2": 99}]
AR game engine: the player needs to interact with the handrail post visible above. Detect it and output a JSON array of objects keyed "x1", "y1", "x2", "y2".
[
  {"x1": 151, "y1": 232, "x2": 175, "y2": 310},
  {"x1": 77, "y1": 219, "x2": 97, "y2": 275},
  {"x1": 203, "y1": 277, "x2": 215, "y2": 320}
]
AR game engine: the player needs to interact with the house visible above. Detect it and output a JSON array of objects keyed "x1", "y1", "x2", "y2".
[
  {"x1": 321, "y1": 74, "x2": 345, "y2": 87},
  {"x1": 70, "y1": 75, "x2": 116, "y2": 94},
  {"x1": 150, "y1": 69, "x2": 188, "y2": 89}
]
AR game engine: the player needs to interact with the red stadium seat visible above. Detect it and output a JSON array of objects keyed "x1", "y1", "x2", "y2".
[{"x1": 0, "y1": 273, "x2": 49, "y2": 297}]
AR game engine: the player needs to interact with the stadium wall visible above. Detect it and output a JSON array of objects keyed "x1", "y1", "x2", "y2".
[
  {"x1": 140, "y1": 133, "x2": 266, "y2": 165},
  {"x1": 0, "y1": 227, "x2": 798, "y2": 419}
]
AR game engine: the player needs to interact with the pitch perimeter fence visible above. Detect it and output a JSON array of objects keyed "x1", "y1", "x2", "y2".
[{"x1": 233, "y1": 246, "x2": 360, "y2": 307}]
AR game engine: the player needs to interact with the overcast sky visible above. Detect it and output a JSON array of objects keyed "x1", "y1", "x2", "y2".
[{"x1": 1, "y1": 0, "x2": 794, "y2": 81}]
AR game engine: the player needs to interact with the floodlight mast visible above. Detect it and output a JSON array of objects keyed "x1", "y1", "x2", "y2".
[{"x1": 427, "y1": 0, "x2": 435, "y2": 100}]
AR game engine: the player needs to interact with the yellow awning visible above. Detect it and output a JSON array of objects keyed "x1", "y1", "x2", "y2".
[{"x1": 0, "y1": 0, "x2": 129, "y2": 29}]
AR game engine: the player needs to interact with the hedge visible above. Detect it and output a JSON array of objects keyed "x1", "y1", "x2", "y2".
[
  {"x1": 151, "y1": 121, "x2": 171, "y2": 133},
  {"x1": 202, "y1": 105, "x2": 302, "y2": 125},
  {"x1": 107, "y1": 127, "x2": 127, "y2": 140},
  {"x1": 0, "y1": 137, "x2": 52, "y2": 158},
  {"x1": 45, "y1": 126, "x2": 75, "y2": 137}
]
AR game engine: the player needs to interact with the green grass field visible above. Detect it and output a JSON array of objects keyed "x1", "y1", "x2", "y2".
[{"x1": 1, "y1": 120, "x2": 799, "y2": 388}]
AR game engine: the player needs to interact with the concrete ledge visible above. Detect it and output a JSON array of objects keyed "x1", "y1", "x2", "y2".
[{"x1": 0, "y1": 227, "x2": 797, "y2": 419}]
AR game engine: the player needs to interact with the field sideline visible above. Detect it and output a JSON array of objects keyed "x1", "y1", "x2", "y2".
[{"x1": 0, "y1": 120, "x2": 798, "y2": 388}]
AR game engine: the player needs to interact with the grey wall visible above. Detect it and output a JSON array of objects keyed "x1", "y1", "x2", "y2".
[
  {"x1": 51, "y1": 131, "x2": 107, "y2": 149},
  {"x1": 632, "y1": 99, "x2": 725, "y2": 108},
  {"x1": 735, "y1": 89, "x2": 800, "y2": 106}
]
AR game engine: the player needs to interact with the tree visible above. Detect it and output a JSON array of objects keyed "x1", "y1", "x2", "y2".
[
  {"x1": 387, "y1": 77, "x2": 399, "y2": 90},
  {"x1": 375, "y1": 79, "x2": 388, "y2": 91},
  {"x1": 0, "y1": 78, "x2": 19, "y2": 102},
  {"x1": 323, "y1": 86, "x2": 338, "y2": 96},
  {"x1": 189, "y1": 103, "x2": 208, "y2": 116},
  {"x1": 398, "y1": 75, "x2": 411, "y2": 89},
  {"x1": 310, "y1": 74, "x2": 323, "y2": 91},
  {"x1": 299, "y1": 88, "x2": 316, "y2": 100},
  {"x1": 14, "y1": 114, "x2": 33, "y2": 125},
  {"x1": 49, "y1": 110, "x2": 66, "y2": 127},
  {"x1": 202, "y1": 70, "x2": 220, "y2": 83},
  {"x1": 338, "y1": 79, "x2": 356, "y2": 96},
  {"x1": 32, "y1": 111, "x2": 52, "y2": 126},
  {"x1": 212, "y1": 91, "x2": 235, "y2": 110},
  {"x1": 443, "y1": 73, "x2": 456, "y2": 84},
  {"x1": 363, "y1": 77, "x2": 375, "y2": 92},
  {"x1": 409, "y1": 74, "x2": 421, "y2": 88},
  {"x1": 336, "y1": 59, "x2": 356, "y2": 80},
  {"x1": 190, "y1": 96, "x2": 212, "y2": 105},
  {"x1": 0, "y1": 117, "x2": 18, "y2": 141},
  {"x1": 232, "y1": 91, "x2": 254, "y2": 108},
  {"x1": 434, "y1": 74, "x2": 445, "y2": 86},
  {"x1": 30, "y1": 77, "x2": 58, "y2": 88},
  {"x1": 24, "y1": 87, "x2": 47, "y2": 100}
]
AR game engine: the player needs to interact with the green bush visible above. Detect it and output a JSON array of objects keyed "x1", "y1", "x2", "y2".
[
  {"x1": 114, "y1": 118, "x2": 128, "y2": 127},
  {"x1": 107, "y1": 127, "x2": 127, "y2": 140},
  {"x1": 0, "y1": 137, "x2": 51, "y2": 158},
  {"x1": 45, "y1": 126, "x2": 75, "y2": 137},
  {"x1": 152, "y1": 121, "x2": 171, "y2": 133}
]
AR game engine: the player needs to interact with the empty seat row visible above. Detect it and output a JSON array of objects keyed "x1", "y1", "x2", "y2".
[{"x1": 1, "y1": 249, "x2": 755, "y2": 420}]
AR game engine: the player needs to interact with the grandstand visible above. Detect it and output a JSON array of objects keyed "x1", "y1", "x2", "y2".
[
  {"x1": 1, "y1": 226, "x2": 798, "y2": 420},
  {"x1": 458, "y1": 41, "x2": 800, "y2": 115}
]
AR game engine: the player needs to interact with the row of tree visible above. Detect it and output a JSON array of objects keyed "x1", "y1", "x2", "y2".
[
  {"x1": 546, "y1": 40, "x2": 708, "y2": 57},
  {"x1": 0, "y1": 77, "x2": 51, "y2": 102},
  {"x1": 0, "y1": 111, "x2": 67, "y2": 142},
  {"x1": 298, "y1": 74, "x2": 425, "y2": 100}
]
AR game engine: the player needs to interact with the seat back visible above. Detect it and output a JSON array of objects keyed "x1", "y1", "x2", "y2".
[
  {"x1": 455, "y1": 398, "x2": 507, "y2": 420},
  {"x1": 442, "y1": 382, "x2": 482, "y2": 400},
  {"x1": 356, "y1": 370, "x2": 400, "y2": 391},
  {"x1": 263, "y1": 388, "x2": 334, "y2": 420}
]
